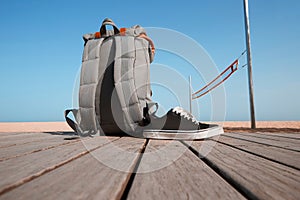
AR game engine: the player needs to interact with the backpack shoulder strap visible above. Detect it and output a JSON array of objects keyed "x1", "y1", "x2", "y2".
[
  {"x1": 77, "y1": 38, "x2": 105, "y2": 136},
  {"x1": 64, "y1": 109, "x2": 79, "y2": 133},
  {"x1": 113, "y1": 36, "x2": 143, "y2": 133}
]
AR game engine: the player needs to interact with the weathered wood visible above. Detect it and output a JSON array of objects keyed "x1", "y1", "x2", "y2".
[
  {"x1": 0, "y1": 132, "x2": 69, "y2": 148},
  {"x1": 225, "y1": 132, "x2": 300, "y2": 151},
  {"x1": 1, "y1": 131, "x2": 299, "y2": 200},
  {"x1": 0, "y1": 136, "x2": 119, "y2": 194},
  {"x1": 191, "y1": 139, "x2": 300, "y2": 200},
  {"x1": 0, "y1": 137, "x2": 146, "y2": 200},
  {"x1": 127, "y1": 140, "x2": 245, "y2": 200},
  {"x1": 0, "y1": 136, "x2": 82, "y2": 162},
  {"x1": 216, "y1": 135, "x2": 300, "y2": 170},
  {"x1": 242, "y1": 132, "x2": 300, "y2": 140},
  {"x1": 233, "y1": 132, "x2": 300, "y2": 144}
]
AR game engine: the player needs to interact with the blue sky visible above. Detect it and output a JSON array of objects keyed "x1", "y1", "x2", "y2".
[{"x1": 0, "y1": 0, "x2": 299, "y2": 122}]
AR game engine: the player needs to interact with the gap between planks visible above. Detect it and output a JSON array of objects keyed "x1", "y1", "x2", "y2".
[
  {"x1": 182, "y1": 137, "x2": 300, "y2": 200},
  {"x1": 126, "y1": 139, "x2": 246, "y2": 200},
  {"x1": 0, "y1": 137, "x2": 121, "y2": 196},
  {"x1": 224, "y1": 133, "x2": 300, "y2": 152},
  {"x1": 0, "y1": 132, "x2": 77, "y2": 149},
  {"x1": 0, "y1": 137, "x2": 147, "y2": 200},
  {"x1": 214, "y1": 135, "x2": 300, "y2": 170},
  {"x1": 0, "y1": 140, "x2": 80, "y2": 162},
  {"x1": 232, "y1": 132, "x2": 300, "y2": 143}
]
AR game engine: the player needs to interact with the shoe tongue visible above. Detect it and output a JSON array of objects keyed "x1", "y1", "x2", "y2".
[
  {"x1": 172, "y1": 107, "x2": 189, "y2": 115},
  {"x1": 172, "y1": 107, "x2": 198, "y2": 122},
  {"x1": 167, "y1": 108, "x2": 175, "y2": 114},
  {"x1": 172, "y1": 106, "x2": 182, "y2": 113}
]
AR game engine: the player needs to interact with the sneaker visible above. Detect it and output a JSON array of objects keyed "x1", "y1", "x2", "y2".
[{"x1": 142, "y1": 107, "x2": 223, "y2": 140}]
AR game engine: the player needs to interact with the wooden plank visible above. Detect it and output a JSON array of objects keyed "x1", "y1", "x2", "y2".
[
  {"x1": 0, "y1": 132, "x2": 71, "y2": 148},
  {"x1": 127, "y1": 140, "x2": 245, "y2": 200},
  {"x1": 190, "y1": 139, "x2": 300, "y2": 200},
  {"x1": 260, "y1": 132, "x2": 300, "y2": 139},
  {"x1": 0, "y1": 136, "x2": 81, "y2": 162},
  {"x1": 0, "y1": 137, "x2": 146, "y2": 200},
  {"x1": 0, "y1": 136, "x2": 119, "y2": 195},
  {"x1": 225, "y1": 132, "x2": 300, "y2": 152},
  {"x1": 243, "y1": 132, "x2": 300, "y2": 142},
  {"x1": 216, "y1": 135, "x2": 300, "y2": 170},
  {"x1": 233, "y1": 132, "x2": 300, "y2": 144}
]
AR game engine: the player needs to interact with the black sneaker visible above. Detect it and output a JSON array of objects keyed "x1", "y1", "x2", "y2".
[{"x1": 143, "y1": 107, "x2": 223, "y2": 140}]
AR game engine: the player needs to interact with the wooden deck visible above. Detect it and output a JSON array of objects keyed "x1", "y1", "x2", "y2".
[{"x1": 0, "y1": 131, "x2": 299, "y2": 199}]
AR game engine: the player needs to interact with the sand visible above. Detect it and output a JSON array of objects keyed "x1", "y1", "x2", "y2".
[
  {"x1": 219, "y1": 121, "x2": 300, "y2": 133},
  {"x1": 0, "y1": 121, "x2": 299, "y2": 133},
  {"x1": 0, "y1": 122, "x2": 72, "y2": 133}
]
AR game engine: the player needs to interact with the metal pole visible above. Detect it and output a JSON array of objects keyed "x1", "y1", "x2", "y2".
[
  {"x1": 189, "y1": 76, "x2": 192, "y2": 113},
  {"x1": 243, "y1": 0, "x2": 256, "y2": 128}
]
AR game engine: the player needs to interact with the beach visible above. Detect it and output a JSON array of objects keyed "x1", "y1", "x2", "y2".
[{"x1": 0, "y1": 121, "x2": 299, "y2": 133}]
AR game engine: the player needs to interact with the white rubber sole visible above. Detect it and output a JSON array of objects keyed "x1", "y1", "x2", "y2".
[{"x1": 143, "y1": 125, "x2": 224, "y2": 140}]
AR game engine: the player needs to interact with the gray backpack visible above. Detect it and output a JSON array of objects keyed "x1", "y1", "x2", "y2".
[{"x1": 65, "y1": 18, "x2": 156, "y2": 136}]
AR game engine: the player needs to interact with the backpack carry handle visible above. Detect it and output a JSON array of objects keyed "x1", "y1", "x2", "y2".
[
  {"x1": 138, "y1": 33, "x2": 155, "y2": 62},
  {"x1": 100, "y1": 18, "x2": 120, "y2": 36}
]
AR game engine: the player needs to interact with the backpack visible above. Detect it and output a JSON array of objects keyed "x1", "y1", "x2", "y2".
[{"x1": 65, "y1": 18, "x2": 156, "y2": 136}]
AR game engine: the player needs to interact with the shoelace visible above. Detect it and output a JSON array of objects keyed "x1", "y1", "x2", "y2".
[{"x1": 172, "y1": 107, "x2": 199, "y2": 125}]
